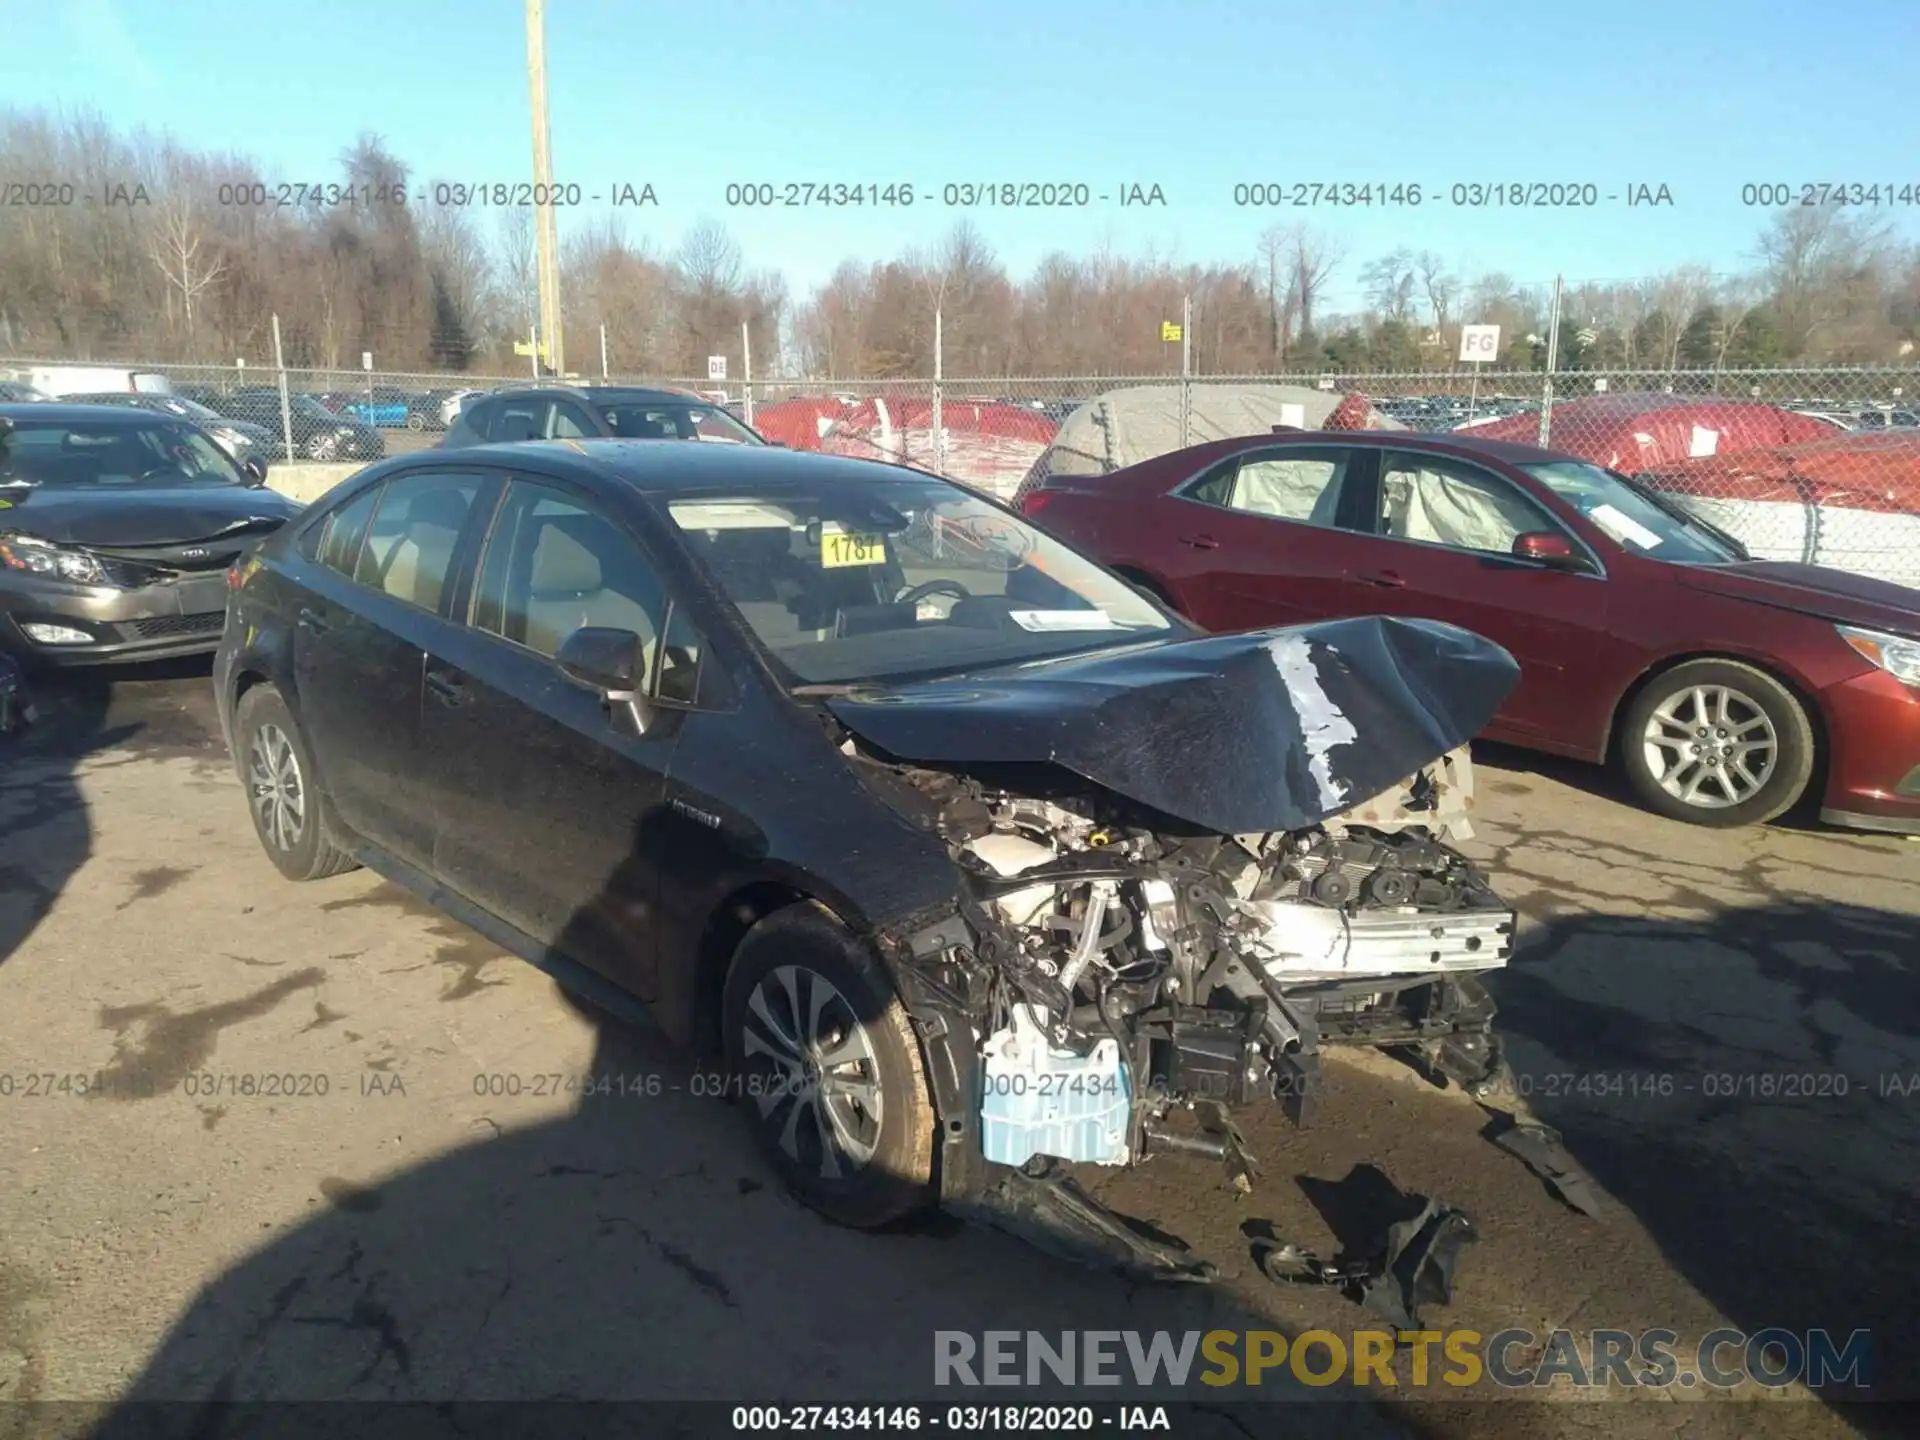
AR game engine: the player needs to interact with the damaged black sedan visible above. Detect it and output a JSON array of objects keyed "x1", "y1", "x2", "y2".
[{"x1": 215, "y1": 442, "x2": 1521, "y2": 1271}]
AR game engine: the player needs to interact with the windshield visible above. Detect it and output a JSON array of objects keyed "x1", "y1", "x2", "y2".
[
  {"x1": 667, "y1": 475, "x2": 1177, "y2": 685},
  {"x1": 600, "y1": 401, "x2": 763, "y2": 445},
  {"x1": 1518, "y1": 461, "x2": 1741, "y2": 564},
  {"x1": 171, "y1": 397, "x2": 224, "y2": 422},
  {"x1": 0, "y1": 420, "x2": 248, "y2": 490}
]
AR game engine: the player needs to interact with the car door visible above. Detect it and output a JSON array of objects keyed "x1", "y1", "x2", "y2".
[
  {"x1": 290, "y1": 470, "x2": 490, "y2": 868},
  {"x1": 1340, "y1": 447, "x2": 1619, "y2": 744},
  {"x1": 420, "y1": 477, "x2": 692, "y2": 1001},
  {"x1": 1160, "y1": 444, "x2": 1381, "y2": 631}
]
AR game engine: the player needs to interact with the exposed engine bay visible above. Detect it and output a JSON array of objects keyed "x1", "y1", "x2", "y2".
[{"x1": 855, "y1": 740, "x2": 1516, "y2": 1182}]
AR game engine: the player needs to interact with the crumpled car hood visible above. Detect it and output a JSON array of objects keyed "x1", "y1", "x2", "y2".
[
  {"x1": 826, "y1": 615, "x2": 1520, "y2": 835},
  {"x1": 0, "y1": 485, "x2": 299, "y2": 547}
]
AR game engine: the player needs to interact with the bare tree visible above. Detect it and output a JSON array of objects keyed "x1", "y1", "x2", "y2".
[
  {"x1": 1415, "y1": 251, "x2": 1457, "y2": 335},
  {"x1": 1360, "y1": 248, "x2": 1418, "y2": 324},
  {"x1": 148, "y1": 193, "x2": 226, "y2": 347}
]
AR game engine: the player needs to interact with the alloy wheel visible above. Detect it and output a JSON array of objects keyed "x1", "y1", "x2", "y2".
[
  {"x1": 1640, "y1": 684, "x2": 1778, "y2": 809},
  {"x1": 246, "y1": 722, "x2": 306, "y2": 851},
  {"x1": 740, "y1": 964, "x2": 883, "y2": 1181}
]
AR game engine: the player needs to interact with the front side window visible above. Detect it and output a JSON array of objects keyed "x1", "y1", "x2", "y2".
[
  {"x1": 667, "y1": 472, "x2": 1175, "y2": 686},
  {"x1": 0, "y1": 421, "x2": 247, "y2": 489},
  {"x1": 472, "y1": 483, "x2": 671, "y2": 679},
  {"x1": 1378, "y1": 452, "x2": 1558, "y2": 555},
  {"x1": 352, "y1": 472, "x2": 484, "y2": 613},
  {"x1": 1186, "y1": 447, "x2": 1359, "y2": 528}
]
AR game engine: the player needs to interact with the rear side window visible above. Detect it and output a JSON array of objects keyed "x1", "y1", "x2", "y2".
[
  {"x1": 353, "y1": 472, "x2": 485, "y2": 613},
  {"x1": 490, "y1": 399, "x2": 550, "y2": 444},
  {"x1": 314, "y1": 485, "x2": 382, "y2": 577},
  {"x1": 1185, "y1": 447, "x2": 1358, "y2": 529},
  {"x1": 461, "y1": 398, "x2": 497, "y2": 439}
]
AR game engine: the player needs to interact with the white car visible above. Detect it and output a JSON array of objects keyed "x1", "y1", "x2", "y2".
[{"x1": 440, "y1": 389, "x2": 483, "y2": 428}]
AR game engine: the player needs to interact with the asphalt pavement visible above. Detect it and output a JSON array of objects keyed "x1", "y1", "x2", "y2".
[{"x1": 1, "y1": 663, "x2": 1915, "y2": 1440}]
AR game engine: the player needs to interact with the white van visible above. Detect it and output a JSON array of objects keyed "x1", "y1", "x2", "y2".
[{"x1": 28, "y1": 366, "x2": 174, "y2": 398}]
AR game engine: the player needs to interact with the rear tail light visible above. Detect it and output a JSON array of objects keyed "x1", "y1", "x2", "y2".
[{"x1": 1017, "y1": 489, "x2": 1057, "y2": 519}]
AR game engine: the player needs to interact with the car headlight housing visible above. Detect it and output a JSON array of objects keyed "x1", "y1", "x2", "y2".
[
  {"x1": 0, "y1": 532, "x2": 108, "y2": 584},
  {"x1": 1838, "y1": 624, "x2": 1920, "y2": 687}
]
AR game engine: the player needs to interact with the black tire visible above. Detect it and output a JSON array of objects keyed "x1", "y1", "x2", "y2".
[
  {"x1": 721, "y1": 903, "x2": 936, "y2": 1228},
  {"x1": 232, "y1": 685, "x2": 359, "y2": 881},
  {"x1": 1618, "y1": 658, "x2": 1816, "y2": 828},
  {"x1": 406, "y1": 414, "x2": 425, "y2": 432}
]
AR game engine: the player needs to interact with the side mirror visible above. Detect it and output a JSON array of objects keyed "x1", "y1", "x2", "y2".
[
  {"x1": 557, "y1": 626, "x2": 656, "y2": 732},
  {"x1": 1512, "y1": 531, "x2": 1590, "y2": 571},
  {"x1": 557, "y1": 625, "x2": 642, "y2": 692},
  {"x1": 242, "y1": 456, "x2": 270, "y2": 486}
]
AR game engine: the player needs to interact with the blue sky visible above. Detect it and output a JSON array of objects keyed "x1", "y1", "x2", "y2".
[{"x1": 4, "y1": 0, "x2": 1917, "y2": 309}]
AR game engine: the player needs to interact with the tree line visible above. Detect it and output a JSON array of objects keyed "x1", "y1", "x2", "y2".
[{"x1": 3, "y1": 110, "x2": 1917, "y2": 380}]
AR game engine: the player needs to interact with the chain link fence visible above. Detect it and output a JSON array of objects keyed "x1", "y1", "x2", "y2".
[{"x1": 5, "y1": 357, "x2": 1917, "y2": 586}]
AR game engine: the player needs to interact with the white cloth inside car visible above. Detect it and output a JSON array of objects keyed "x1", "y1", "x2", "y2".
[{"x1": 1381, "y1": 465, "x2": 1543, "y2": 554}]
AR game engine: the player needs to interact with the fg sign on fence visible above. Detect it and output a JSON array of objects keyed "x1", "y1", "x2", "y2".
[
  {"x1": 1459, "y1": 325, "x2": 1501, "y2": 363},
  {"x1": 708, "y1": 355, "x2": 727, "y2": 381}
]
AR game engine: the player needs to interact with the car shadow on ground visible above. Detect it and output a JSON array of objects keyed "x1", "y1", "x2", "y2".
[
  {"x1": 0, "y1": 661, "x2": 164, "y2": 972},
  {"x1": 36, "y1": 730, "x2": 1917, "y2": 1438},
  {"x1": 73, "y1": 1003, "x2": 1429, "y2": 1439}
]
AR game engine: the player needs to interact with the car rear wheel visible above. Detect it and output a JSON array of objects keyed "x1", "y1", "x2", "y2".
[
  {"x1": 233, "y1": 686, "x2": 359, "y2": 881},
  {"x1": 1619, "y1": 659, "x2": 1815, "y2": 828},
  {"x1": 721, "y1": 903, "x2": 936, "y2": 1228},
  {"x1": 406, "y1": 414, "x2": 424, "y2": 431}
]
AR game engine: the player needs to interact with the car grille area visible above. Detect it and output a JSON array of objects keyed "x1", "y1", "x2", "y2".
[{"x1": 131, "y1": 613, "x2": 226, "y2": 640}]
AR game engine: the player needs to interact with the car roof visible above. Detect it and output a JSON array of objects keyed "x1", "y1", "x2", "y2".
[
  {"x1": 1213, "y1": 427, "x2": 1579, "y2": 467},
  {"x1": 484, "y1": 384, "x2": 707, "y2": 405},
  {"x1": 0, "y1": 402, "x2": 183, "y2": 424},
  {"x1": 393, "y1": 438, "x2": 941, "y2": 496}
]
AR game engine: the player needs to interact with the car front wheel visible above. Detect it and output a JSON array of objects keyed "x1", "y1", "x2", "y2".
[
  {"x1": 233, "y1": 685, "x2": 360, "y2": 881},
  {"x1": 721, "y1": 903, "x2": 937, "y2": 1228},
  {"x1": 1619, "y1": 659, "x2": 1816, "y2": 828}
]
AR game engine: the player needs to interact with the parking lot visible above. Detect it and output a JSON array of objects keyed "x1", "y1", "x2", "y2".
[{"x1": 1, "y1": 663, "x2": 1916, "y2": 1438}]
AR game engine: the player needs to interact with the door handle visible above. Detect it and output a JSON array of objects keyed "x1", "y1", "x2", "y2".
[
  {"x1": 424, "y1": 668, "x2": 470, "y2": 705},
  {"x1": 296, "y1": 606, "x2": 330, "y2": 634},
  {"x1": 1361, "y1": 570, "x2": 1406, "y2": 588},
  {"x1": 1177, "y1": 533, "x2": 1220, "y2": 550}
]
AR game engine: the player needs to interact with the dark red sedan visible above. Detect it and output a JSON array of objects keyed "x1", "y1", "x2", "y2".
[{"x1": 1015, "y1": 430, "x2": 1920, "y2": 833}]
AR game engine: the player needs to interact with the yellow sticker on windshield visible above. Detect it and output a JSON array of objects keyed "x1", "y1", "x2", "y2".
[{"x1": 821, "y1": 528, "x2": 884, "y2": 568}]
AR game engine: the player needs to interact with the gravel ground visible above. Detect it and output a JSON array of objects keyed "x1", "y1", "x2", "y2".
[{"x1": 1, "y1": 662, "x2": 1914, "y2": 1439}]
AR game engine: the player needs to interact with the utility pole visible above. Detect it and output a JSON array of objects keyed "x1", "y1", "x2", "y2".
[{"x1": 526, "y1": 0, "x2": 564, "y2": 376}]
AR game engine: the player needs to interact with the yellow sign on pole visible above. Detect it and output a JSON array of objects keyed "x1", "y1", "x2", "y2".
[
  {"x1": 513, "y1": 341, "x2": 551, "y2": 359},
  {"x1": 1161, "y1": 322, "x2": 1183, "y2": 342}
]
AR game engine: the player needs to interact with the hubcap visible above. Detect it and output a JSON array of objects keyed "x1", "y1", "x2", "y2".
[
  {"x1": 740, "y1": 965, "x2": 882, "y2": 1181},
  {"x1": 247, "y1": 722, "x2": 306, "y2": 851},
  {"x1": 1642, "y1": 685, "x2": 1778, "y2": 809}
]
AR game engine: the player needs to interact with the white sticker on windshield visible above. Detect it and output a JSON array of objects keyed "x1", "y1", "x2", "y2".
[
  {"x1": 1589, "y1": 502, "x2": 1663, "y2": 550},
  {"x1": 1008, "y1": 609, "x2": 1122, "y2": 632}
]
